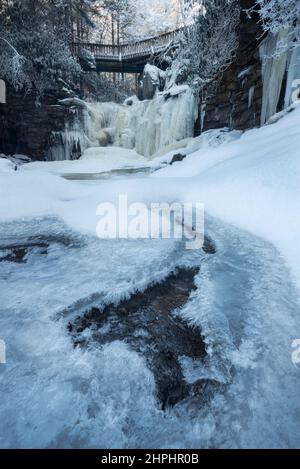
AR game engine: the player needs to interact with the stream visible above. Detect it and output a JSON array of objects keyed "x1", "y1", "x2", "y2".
[{"x1": 1, "y1": 208, "x2": 300, "y2": 448}]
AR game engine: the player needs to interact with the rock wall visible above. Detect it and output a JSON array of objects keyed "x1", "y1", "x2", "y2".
[
  {"x1": 200, "y1": 0, "x2": 264, "y2": 133},
  {"x1": 0, "y1": 86, "x2": 86, "y2": 160}
]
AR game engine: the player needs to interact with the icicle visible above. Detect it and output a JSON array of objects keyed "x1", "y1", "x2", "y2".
[
  {"x1": 260, "y1": 30, "x2": 290, "y2": 125},
  {"x1": 248, "y1": 86, "x2": 255, "y2": 109},
  {"x1": 200, "y1": 101, "x2": 206, "y2": 132},
  {"x1": 284, "y1": 22, "x2": 300, "y2": 108}
]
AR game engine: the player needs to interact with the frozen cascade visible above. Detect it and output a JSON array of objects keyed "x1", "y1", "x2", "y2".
[
  {"x1": 260, "y1": 30, "x2": 290, "y2": 125},
  {"x1": 285, "y1": 44, "x2": 300, "y2": 107},
  {"x1": 285, "y1": 22, "x2": 300, "y2": 108},
  {"x1": 131, "y1": 86, "x2": 198, "y2": 157},
  {"x1": 260, "y1": 24, "x2": 300, "y2": 125},
  {"x1": 46, "y1": 107, "x2": 91, "y2": 162},
  {"x1": 45, "y1": 85, "x2": 198, "y2": 161},
  {"x1": 86, "y1": 85, "x2": 198, "y2": 158}
]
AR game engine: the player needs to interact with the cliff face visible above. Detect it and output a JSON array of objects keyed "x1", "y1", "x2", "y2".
[
  {"x1": 0, "y1": 87, "x2": 84, "y2": 160},
  {"x1": 199, "y1": 0, "x2": 264, "y2": 133}
]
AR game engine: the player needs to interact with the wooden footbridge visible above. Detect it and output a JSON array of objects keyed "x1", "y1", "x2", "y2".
[{"x1": 72, "y1": 29, "x2": 182, "y2": 74}]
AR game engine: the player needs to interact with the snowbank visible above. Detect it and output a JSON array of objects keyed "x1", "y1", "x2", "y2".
[
  {"x1": 21, "y1": 146, "x2": 148, "y2": 176},
  {"x1": 154, "y1": 103, "x2": 300, "y2": 288}
]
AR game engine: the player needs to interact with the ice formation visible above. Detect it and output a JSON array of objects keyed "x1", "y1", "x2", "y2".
[
  {"x1": 46, "y1": 108, "x2": 91, "y2": 161},
  {"x1": 285, "y1": 22, "x2": 300, "y2": 108},
  {"x1": 86, "y1": 85, "x2": 198, "y2": 158},
  {"x1": 260, "y1": 30, "x2": 290, "y2": 125},
  {"x1": 260, "y1": 24, "x2": 300, "y2": 125}
]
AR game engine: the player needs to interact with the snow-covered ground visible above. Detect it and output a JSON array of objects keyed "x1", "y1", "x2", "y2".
[
  {"x1": 1, "y1": 102, "x2": 300, "y2": 448},
  {"x1": 21, "y1": 146, "x2": 150, "y2": 176},
  {"x1": 156, "y1": 103, "x2": 300, "y2": 289}
]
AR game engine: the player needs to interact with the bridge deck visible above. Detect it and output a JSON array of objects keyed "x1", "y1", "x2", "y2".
[{"x1": 73, "y1": 29, "x2": 182, "y2": 73}]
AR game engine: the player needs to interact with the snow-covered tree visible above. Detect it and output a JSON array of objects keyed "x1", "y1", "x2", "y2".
[
  {"x1": 169, "y1": 0, "x2": 239, "y2": 90},
  {"x1": 254, "y1": 0, "x2": 300, "y2": 53},
  {"x1": 90, "y1": 0, "x2": 182, "y2": 44},
  {"x1": 0, "y1": 0, "x2": 98, "y2": 96},
  {"x1": 126, "y1": 0, "x2": 182, "y2": 40},
  {"x1": 255, "y1": 0, "x2": 300, "y2": 35}
]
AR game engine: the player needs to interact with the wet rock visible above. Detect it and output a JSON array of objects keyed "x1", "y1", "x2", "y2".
[
  {"x1": 0, "y1": 85, "x2": 86, "y2": 160},
  {"x1": 141, "y1": 64, "x2": 166, "y2": 100},
  {"x1": 202, "y1": 236, "x2": 217, "y2": 255},
  {"x1": 170, "y1": 153, "x2": 186, "y2": 165},
  {"x1": 0, "y1": 243, "x2": 48, "y2": 264},
  {"x1": 0, "y1": 234, "x2": 78, "y2": 264},
  {"x1": 200, "y1": 1, "x2": 264, "y2": 132},
  {"x1": 67, "y1": 267, "x2": 217, "y2": 409}
]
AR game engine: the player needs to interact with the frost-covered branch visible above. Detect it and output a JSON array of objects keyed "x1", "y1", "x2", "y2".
[
  {"x1": 254, "y1": 0, "x2": 300, "y2": 34},
  {"x1": 0, "y1": 36, "x2": 28, "y2": 90},
  {"x1": 253, "y1": 0, "x2": 300, "y2": 54},
  {"x1": 0, "y1": 37, "x2": 20, "y2": 57},
  {"x1": 168, "y1": 0, "x2": 239, "y2": 91},
  {"x1": 0, "y1": 0, "x2": 83, "y2": 96}
]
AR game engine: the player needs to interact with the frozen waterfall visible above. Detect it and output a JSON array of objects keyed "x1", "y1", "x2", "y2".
[
  {"x1": 260, "y1": 25, "x2": 300, "y2": 125},
  {"x1": 46, "y1": 101, "x2": 91, "y2": 161},
  {"x1": 260, "y1": 30, "x2": 290, "y2": 126},
  {"x1": 285, "y1": 22, "x2": 300, "y2": 108},
  {"x1": 44, "y1": 76, "x2": 198, "y2": 162},
  {"x1": 86, "y1": 85, "x2": 198, "y2": 158}
]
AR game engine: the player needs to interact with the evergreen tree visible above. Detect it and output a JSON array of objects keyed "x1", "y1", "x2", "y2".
[{"x1": 0, "y1": 0, "x2": 98, "y2": 96}]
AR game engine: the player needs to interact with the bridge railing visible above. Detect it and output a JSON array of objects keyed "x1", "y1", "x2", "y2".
[
  {"x1": 121, "y1": 29, "x2": 182, "y2": 59},
  {"x1": 72, "y1": 42, "x2": 121, "y2": 59},
  {"x1": 73, "y1": 28, "x2": 183, "y2": 62}
]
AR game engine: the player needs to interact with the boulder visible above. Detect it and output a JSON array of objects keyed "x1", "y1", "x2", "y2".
[{"x1": 141, "y1": 64, "x2": 166, "y2": 100}]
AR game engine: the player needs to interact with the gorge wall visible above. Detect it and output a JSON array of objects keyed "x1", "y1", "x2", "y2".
[
  {"x1": 200, "y1": 0, "x2": 300, "y2": 133},
  {"x1": 200, "y1": 0, "x2": 263, "y2": 133},
  {"x1": 0, "y1": 87, "x2": 87, "y2": 161}
]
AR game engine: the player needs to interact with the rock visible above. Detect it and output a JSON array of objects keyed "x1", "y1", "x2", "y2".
[
  {"x1": 0, "y1": 85, "x2": 87, "y2": 160},
  {"x1": 141, "y1": 64, "x2": 166, "y2": 100},
  {"x1": 58, "y1": 97, "x2": 88, "y2": 109},
  {"x1": 201, "y1": 0, "x2": 264, "y2": 132},
  {"x1": 67, "y1": 267, "x2": 211, "y2": 409},
  {"x1": 124, "y1": 95, "x2": 138, "y2": 106},
  {"x1": 7, "y1": 154, "x2": 32, "y2": 167},
  {"x1": 170, "y1": 153, "x2": 186, "y2": 165}
]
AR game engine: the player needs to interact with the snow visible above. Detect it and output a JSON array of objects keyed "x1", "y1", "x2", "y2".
[
  {"x1": 22, "y1": 147, "x2": 148, "y2": 176},
  {"x1": 154, "y1": 103, "x2": 300, "y2": 288},
  {"x1": 0, "y1": 158, "x2": 14, "y2": 172},
  {"x1": 143, "y1": 64, "x2": 166, "y2": 85}
]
